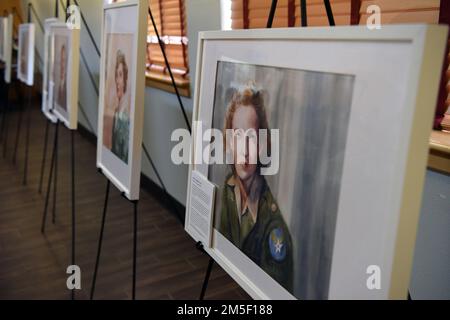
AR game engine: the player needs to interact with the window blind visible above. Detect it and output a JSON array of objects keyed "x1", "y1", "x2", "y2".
[
  {"x1": 147, "y1": 0, "x2": 189, "y2": 87},
  {"x1": 231, "y1": 0, "x2": 449, "y2": 124}
]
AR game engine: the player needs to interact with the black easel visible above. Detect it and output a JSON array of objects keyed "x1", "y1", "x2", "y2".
[
  {"x1": 5, "y1": 81, "x2": 23, "y2": 159},
  {"x1": 90, "y1": 179, "x2": 109, "y2": 300},
  {"x1": 41, "y1": 119, "x2": 59, "y2": 234},
  {"x1": 1, "y1": 9, "x2": 13, "y2": 160},
  {"x1": 0, "y1": 82, "x2": 8, "y2": 145},
  {"x1": 70, "y1": 129, "x2": 76, "y2": 300},
  {"x1": 266, "y1": 0, "x2": 278, "y2": 28},
  {"x1": 301, "y1": 0, "x2": 307, "y2": 27},
  {"x1": 40, "y1": 0, "x2": 63, "y2": 225},
  {"x1": 142, "y1": 144, "x2": 183, "y2": 223},
  {"x1": 148, "y1": 6, "x2": 191, "y2": 134},
  {"x1": 90, "y1": 175, "x2": 139, "y2": 300},
  {"x1": 149, "y1": 1, "x2": 221, "y2": 300},
  {"x1": 40, "y1": 0, "x2": 77, "y2": 301},
  {"x1": 22, "y1": 83, "x2": 32, "y2": 185},
  {"x1": 0, "y1": 11, "x2": 6, "y2": 145},
  {"x1": 0, "y1": 68, "x2": 6, "y2": 142},
  {"x1": 12, "y1": 4, "x2": 34, "y2": 185},
  {"x1": 195, "y1": 0, "x2": 336, "y2": 300},
  {"x1": 63, "y1": 0, "x2": 173, "y2": 206},
  {"x1": 38, "y1": 119, "x2": 51, "y2": 193},
  {"x1": 2, "y1": 82, "x2": 11, "y2": 158},
  {"x1": 196, "y1": 242, "x2": 214, "y2": 300},
  {"x1": 55, "y1": 0, "x2": 59, "y2": 18},
  {"x1": 38, "y1": 0, "x2": 59, "y2": 194},
  {"x1": 40, "y1": 120, "x2": 77, "y2": 302},
  {"x1": 12, "y1": 82, "x2": 25, "y2": 165},
  {"x1": 90, "y1": 4, "x2": 196, "y2": 300}
]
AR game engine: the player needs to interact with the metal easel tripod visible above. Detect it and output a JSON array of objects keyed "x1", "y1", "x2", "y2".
[
  {"x1": 90, "y1": 2, "x2": 192, "y2": 301},
  {"x1": 12, "y1": 4, "x2": 34, "y2": 186},
  {"x1": 40, "y1": 0, "x2": 77, "y2": 301}
]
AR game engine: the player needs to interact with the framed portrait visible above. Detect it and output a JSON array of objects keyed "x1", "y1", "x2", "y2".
[
  {"x1": 17, "y1": 23, "x2": 35, "y2": 86},
  {"x1": 0, "y1": 17, "x2": 5, "y2": 61},
  {"x1": 185, "y1": 26, "x2": 448, "y2": 300},
  {"x1": 3, "y1": 14, "x2": 13, "y2": 83},
  {"x1": 96, "y1": 0, "x2": 147, "y2": 201},
  {"x1": 49, "y1": 23, "x2": 80, "y2": 130},
  {"x1": 41, "y1": 18, "x2": 59, "y2": 123}
]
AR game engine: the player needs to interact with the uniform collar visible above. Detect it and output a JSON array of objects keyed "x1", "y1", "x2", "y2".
[{"x1": 227, "y1": 174, "x2": 264, "y2": 224}]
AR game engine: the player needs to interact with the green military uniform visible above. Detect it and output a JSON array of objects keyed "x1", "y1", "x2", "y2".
[
  {"x1": 219, "y1": 173, "x2": 293, "y2": 293},
  {"x1": 111, "y1": 109, "x2": 129, "y2": 164}
]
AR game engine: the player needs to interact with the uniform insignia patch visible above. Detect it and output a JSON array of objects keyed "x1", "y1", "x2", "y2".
[{"x1": 268, "y1": 227, "x2": 286, "y2": 262}]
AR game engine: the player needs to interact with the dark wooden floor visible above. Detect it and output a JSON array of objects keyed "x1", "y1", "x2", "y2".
[{"x1": 0, "y1": 90, "x2": 250, "y2": 300}]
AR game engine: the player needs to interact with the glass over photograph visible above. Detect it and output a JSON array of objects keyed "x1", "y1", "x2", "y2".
[
  {"x1": 209, "y1": 61, "x2": 355, "y2": 299},
  {"x1": 18, "y1": 25, "x2": 33, "y2": 84},
  {"x1": 52, "y1": 34, "x2": 69, "y2": 111},
  {"x1": 0, "y1": 18, "x2": 4, "y2": 60},
  {"x1": 44, "y1": 29, "x2": 53, "y2": 108},
  {"x1": 102, "y1": 33, "x2": 133, "y2": 165},
  {"x1": 19, "y1": 29, "x2": 29, "y2": 78}
]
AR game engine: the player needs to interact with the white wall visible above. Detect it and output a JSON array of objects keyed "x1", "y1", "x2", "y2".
[
  {"x1": 141, "y1": 0, "x2": 221, "y2": 204},
  {"x1": 23, "y1": 0, "x2": 449, "y2": 300},
  {"x1": 410, "y1": 170, "x2": 450, "y2": 299}
]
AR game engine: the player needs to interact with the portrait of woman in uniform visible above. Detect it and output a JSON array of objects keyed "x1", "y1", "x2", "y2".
[
  {"x1": 218, "y1": 85, "x2": 293, "y2": 292},
  {"x1": 209, "y1": 61, "x2": 355, "y2": 299},
  {"x1": 53, "y1": 34, "x2": 69, "y2": 112}
]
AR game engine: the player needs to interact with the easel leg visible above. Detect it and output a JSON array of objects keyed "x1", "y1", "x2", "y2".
[
  {"x1": 0, "y1": 107, "x2": 2, "y2": 143},
  {"x1": 132, "y1": 201, "x2": 138, "y2": 300},
  {"x1": 0, "y1": 80, "x2": 4, "y2": 142},
  {"x1": 52, "y1": 123, "x2": 59, "y2": 224},
  {"x1": 41, "y1": 120, "x2": 59, "y2": 234},
  {"x1": 199, "y1": 257, "x2": 215, "y2": 300},
  {"x1": 12, "y1": 83, "x2": 24, "y2": 165},
  {"x1": 23, "y1": 86, "x2": 32, "y2": 185},
  {"x1": 71, "y1": 130, "x2": 76, "y2": 300},
  {"x1": 90, "y1": 179, "x2": 111, "y2": 300},
  {"x1": 0, "y1": 101, "x2": 3, "y2": 143},
  {"x1": 0, "y1": 81, "x2": 9, "y2": 143},
  {"x1": 2, "y1": 84, "x2": 10, "y2": 158},
  {"x1": 38, "y1": 120, "x2": 51, "y2": 194}
]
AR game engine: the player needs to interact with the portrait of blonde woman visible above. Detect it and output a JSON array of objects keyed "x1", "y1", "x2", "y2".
[{"x1": 102, "y1": 33, "x2": 133, "y2": 165}]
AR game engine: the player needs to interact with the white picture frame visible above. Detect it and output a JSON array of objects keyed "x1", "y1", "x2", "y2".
[
  {"x1": 49, "y1": 22, "x2": 80, "y2": 130},
  {"x1": 3, "y1": 14, "x2": 13, "y2": 83},
  {"x1": 184, "y1": 25, "x2": 448, "y2": 300},
  {"x1": 41, "y1": 18, "x2": 59, "y2": 123},
  {"x1": 96, "y1": 0, "x2": 146, "y2": 201},
  {"x1": 17, "y1": 23, "x2": 35, "y2": 86}
]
